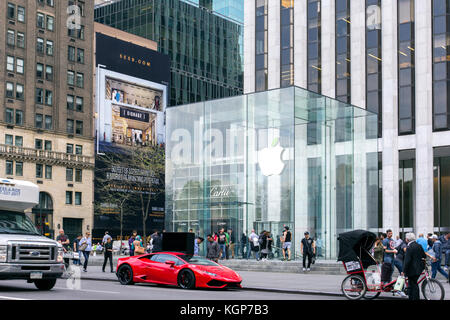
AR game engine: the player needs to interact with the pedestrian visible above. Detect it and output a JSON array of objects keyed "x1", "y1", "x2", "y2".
[
  {"x1": 194, "y1": 236, "x2": 204, "y2": 255},
  {"x1": 249, "y1": 229, "x2": 260, "y2": 260},
  {"x1": 79, "y1": 232, "x2": 92, "y2": 272},
  {"x1": 102, "y1": 231, "x2": 112, "y2": 245},
  {"x1": 393, "y1": 237, "x2": 407, "y2": 273},
  {"x1": 217, "y1": 228, "x2": 227, "y2": 260},
  {"x1": 152, "y1": 231, "x2": 163, "y2": 253},
  {"x1": 381, "y1": 229, "x2": 397, "y2": 284},
  {"x1": 240, "y1": 232, "x2": 248, "y2": 259},
  {"x1": 206, "y1": 234, "x2": 220, "y2": 263},
  {"x1": 403, "y1": 233, "x2": 426, "y2": 300},
  {"x1": 282, "y1": 226, "x2": 292, "y2": 261},
  {"x1": 439, "y1": 232, "x2": 450, "y2": 272},
  {"x1": 427, "y1": 233, "x2": 434, "y2": 249},
  {"x1": 56, "y1": 229, "x2": 70, "y2": 269},
  {"x1": 416, "y1": 233, "x2": 428, "y2": 252},
  {"x1": 128, "y1": 230, "x2": 137, "y2": 256},
  {"x1": 260, "y1": 231, "x2": 272, "y2": 260},
  {"x1": 133, "y1": 235, "x2": 145, "y2": 255},
  {"x1": 373, "y1": 236, "x2": 384, "y2": 264},
  {"x1": 301, "y1": 232, "x2": 315, "y2": 271},
  {"x1": 395, "y1": 235, "x2": 403, "y2": 248},
  {"x1": 430, "y1": 235, "x2": 449, "y2": 282},
  {"x1": 72, "y1": 234, "x2": 82, "y2": 266},
  {"x1": 227, "y1": 229, "x2": 235, "y2": 259},
  {"x1": 102, "y1": 237, "x2": 114, "y2": 273}
]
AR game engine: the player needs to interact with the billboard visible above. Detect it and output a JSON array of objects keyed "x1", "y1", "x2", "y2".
[{"x1": 94, "y1": 33, "x2": 170, "y2": 240}]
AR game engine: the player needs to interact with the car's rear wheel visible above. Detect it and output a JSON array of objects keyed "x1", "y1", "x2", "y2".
[
  {"x1": 177, "y1": 269, "x2": 196, "y2": 289},
  {"x1": 117, "y1": 264, "x2": 134, "y2": 285},
  {"x1": 34, "y1": 279, "x2": 57, "y2": 290}
]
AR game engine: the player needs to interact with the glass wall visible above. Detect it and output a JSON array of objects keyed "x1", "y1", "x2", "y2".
[
  {"x1": 432, "y1": 0, "x2": 450, "y2": 131},
  {"x1": 398, "y1": 0, "x2": 415, "y2": 135},
  {"x1": 280, "y1": 0, "x2": 294, "y2": 87},
  {"x1": 307, "y1": 0, "x2": 321, "y2": 93},
  {"x1": 255, "y1": 0, "x2": 268, "y2": 92},
  {"x1": 335, "y1": 0, "x2": 351, "y2": 103},
  {"x1": 433, "y1": 147, "x2": 450, "y2": 234},
  {"x1": 399, "y1": 150, "x2": 415, "y2": 234},
  {"x1": 166, "y1": 86, "x2": 378, "y2": 260}
]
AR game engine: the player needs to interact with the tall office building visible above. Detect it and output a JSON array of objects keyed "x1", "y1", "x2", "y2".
[
  {"x1": 0, "y1": 0, "x2": 95, "y2": 240},
  {"x1": 94, "y1": 0, "x2": 243, "y2": 107},
  {"x1": 245, "y1": 0, "x2": 450, "y2": 236}
]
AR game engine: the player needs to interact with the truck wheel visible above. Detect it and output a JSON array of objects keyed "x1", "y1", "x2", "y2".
[{"x1": 34, "y1": 279, "x2": 57, "y2": 290}]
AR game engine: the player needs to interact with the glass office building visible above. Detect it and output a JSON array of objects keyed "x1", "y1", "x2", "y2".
[
  {"x1": 94, "y1": 0, "x2": 243, "y2": 107},
  {"x1": 165, "y1": 86, "x2": 379, "y2": 259}
]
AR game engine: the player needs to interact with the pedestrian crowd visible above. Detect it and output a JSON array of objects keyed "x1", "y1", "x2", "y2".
[{"x1": 372, "y1": 229, "x2": 449, "y2": 300}]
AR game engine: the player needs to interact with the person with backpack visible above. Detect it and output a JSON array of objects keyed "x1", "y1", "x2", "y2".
[
  {"x1": 128, "y1": 230, "x2": 137, "y2": 256},
  {"x1": 260, "y1": 231, "x2": 273, "y2": 261},
  {"x1": 217, "y1": 228, "x2": 228, "y2": 260},
  {"x1": 300, "y1": 231, "x2": 315, "y2": 272},
  {"x1": 248, "y1": 229, "x2": 260, "y2": 260},
  {"x1": 79, "y1": 232, "x2": 92, "y2": 272}
]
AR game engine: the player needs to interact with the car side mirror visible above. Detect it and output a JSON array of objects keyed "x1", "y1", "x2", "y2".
[{"x1": 165, "y1": 260, "x2": 175, "y2": 267}]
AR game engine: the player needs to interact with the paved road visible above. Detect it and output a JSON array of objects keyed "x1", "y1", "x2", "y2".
[{"x1": 0, "y1": 279, "x2": 345, "y2": 300}]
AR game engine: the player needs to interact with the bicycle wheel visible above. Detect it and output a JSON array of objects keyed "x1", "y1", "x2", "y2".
[
  {"x1": 363, "y1": 291, "x2": 381, "y2": 300},
  {"x1": 341, "y1": 274, "x2": 367, "y2": 300},
  {"x1": 421, "y1": 279, "x2": 445, "y2": 300}
]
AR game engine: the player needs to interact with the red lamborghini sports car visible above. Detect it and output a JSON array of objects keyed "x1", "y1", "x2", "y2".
[{"x1": 115, "y1": 252, "x2": 242, "y2": 289}]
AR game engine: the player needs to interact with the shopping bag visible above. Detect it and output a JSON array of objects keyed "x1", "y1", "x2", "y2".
[{"x1": 394, "y1": 276, "x2": 405, "y2": 291}]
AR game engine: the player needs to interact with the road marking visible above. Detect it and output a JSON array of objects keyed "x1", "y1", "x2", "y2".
[
  {"x1": 0, "y1": 295, "x2": 30, "y2": 300},
  {"x1": 54, "y1": 287, "x2": 120, "y2": 294}
]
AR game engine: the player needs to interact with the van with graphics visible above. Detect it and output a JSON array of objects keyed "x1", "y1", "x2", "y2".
[{"x1": 0, "y1": 179, "x2": 64, "y2": 290}]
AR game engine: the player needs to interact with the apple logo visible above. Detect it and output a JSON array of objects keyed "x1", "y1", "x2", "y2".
[{"x1": 258, "y1": 137, "x2": 285, "y2": 176}]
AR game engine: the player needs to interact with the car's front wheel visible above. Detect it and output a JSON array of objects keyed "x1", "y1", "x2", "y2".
[
  {"x1": 117, "y1": 264, "x2": 134, "y2": 285},
  {"x1": 177, "y1": 269, "x2": 196, "y2": 289},
  {"x1": 34, "y1": 279, "x2": 57, "y2": 290}
]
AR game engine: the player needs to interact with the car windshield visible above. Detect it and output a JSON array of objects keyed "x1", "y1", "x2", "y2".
[
  {"x1": 0, "y1": 210, "x2": 39, "y2": 235},
  {"x1": 179, "y1": 255, "x2": 219, "y2": 266}
]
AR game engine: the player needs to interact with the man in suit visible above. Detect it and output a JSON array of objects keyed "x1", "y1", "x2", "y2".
[{"x1": 403, "y1": 233, "x2": 426, "y2": 300}]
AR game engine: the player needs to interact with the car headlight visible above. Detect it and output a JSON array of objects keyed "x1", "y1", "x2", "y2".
[
  {"x1": 0, "y1": 245, "x2": 7, "y2": 263},
  {"x1": 57, "y1": 247, "x2": 64, "y2": 263},
  {"x1": 203, "y1": 271, "x2": 218, "y2": 277}
]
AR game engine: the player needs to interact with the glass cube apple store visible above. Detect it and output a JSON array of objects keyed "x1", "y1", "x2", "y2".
[{"x1": 165, "y1": 86, "x2": 379, "y2": 260}]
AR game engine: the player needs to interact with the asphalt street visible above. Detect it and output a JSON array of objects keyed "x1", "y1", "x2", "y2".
[{"x1": 0, "y1": 279, "x2": 346, "y2": 300}]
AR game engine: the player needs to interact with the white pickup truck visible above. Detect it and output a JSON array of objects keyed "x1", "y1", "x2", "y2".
[{"x1": 0, "y1": 179, "x2": 64, "y2": 290}]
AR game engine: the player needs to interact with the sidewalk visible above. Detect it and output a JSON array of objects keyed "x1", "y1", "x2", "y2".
[{"x1": 66, "y1": 256, "x2": 450, "y2": 299}]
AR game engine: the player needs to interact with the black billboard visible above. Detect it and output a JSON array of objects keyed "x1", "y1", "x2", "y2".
[{"x1": 96, "y1": 32, "x2": 170, "y2": 85}]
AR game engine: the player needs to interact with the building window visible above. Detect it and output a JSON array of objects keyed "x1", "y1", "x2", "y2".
[
  {"x1": 36, "y1": 88, "x2": 44, "y2": 104},
  {"x1": 307, "y1": 0, "x2": 321, "y2": 93},
  {"x1": 432, "y1": 0, "x2": 450, "y2": 131},
  {"x1": 6, "y1": 82, "x2": 14, "y2": 98},
  {"x1": 67, "y1": 71, "x2": 75, "y2": 86},
  {"x1": 5, "y1": 108, "x2": 14, "y2": 124},
  {"x1": 399, "y1": 152, "x2": 415, "y2": 232},
  {"x1": 45, "y1": 115, "x2": 52, "y2": 130},
  {"x1": 76, "y1": 97, "x2": 83, "y2": 112},
  {"x1": 78, "y1": 25, "x2": 85, "y2": 40},
  {"x1": 36, "y1": 164, "x2": 43, "y2": 178},
  {"x1": 16, "y1": 84, "x2": 24, "y2": 100},
  {"x1": 37, "y1": 13, "x2": 45, "y2": 28},
  {"x1": 68, "y1": 46, "x2": 76, "y2": 62},
  {"x1": 66, "y1": 168, "x2": 73, "y2": 181},
  {"x1": 45, "y1": 165, "x2": 52, "y2": 179},
  {"x1": 66, "y1": 191, "x2": 73, "y2": 205},
  {"x1": 45, "y1": 90, "x2": 53, "y2": 106},
  {"x1": 7, "y1": 3, "x2": 15, "y2": 20},
  {"x1": 36, "y1": 63, "x2": 44, "y2": 78},
  {"x1": 398, "y1": 0, "x2": 415, "y2": 135},
  {"x1": 6, "y1": 161, "x2": 13, "y2": 176},
  {"x1": 255, "y1": 0, "x2": 268, "y2": 92},
  {"x1": 75, "y1": 121, "x2": 83, "y2": 135},
  {"x1": 37, "y1": 38, "x2": 44, "y2": 54},
  {"x1": 35, "y1": 139, "x2": 43, "y2": 149},
  {"x1": 76, "y1": 73, "x2": 84, "y2": 88},
  {"x1": 75, "y1": 169, "x2": 82, "y2": 183},
  {"x1": 46, "y1": 16, "x2": 54, "y2": 31},
  {"x1": 280, "y1": 0, "x2": 294, "y2": 87},
  {"x1": 16, "y1": 58, "x2": 24, "y2": 74},
  {"x1": 17, "y1": 6, "x2": 25, "y2": 22},
  {"x1": 77, "y1": 48, "x2": 85, "y2": 64},
  {"x1": 15, "y1": 162, "x2": 23, "y2": 176},
  {"x1": 433, "y1": 147, "x2": 450, "y2": 232},
  {"x1": 35, "y1": 114, "x2": 43, "y2": 129},
  {"x1": 46, "y1": 65, "x2": 53, "y2": 81},
  {"x1": 67, "y1": 119, "x2": 74, "y2": 134},
  {"x1": 5, "y1": 135, "x2": 13, "y2": 145},
  {"x1": 15, "y1": 110, "x2": 23, "y2": 125},
  {"x1": 66, "y1": 144, "x2": 74, "y2": 154},
  {"x1": 336, "y1": 0, "x2": 351, "y2": 103},
  {"x1": 67, "y1": 95, "x2": 74, "y2": 110},
  {"x1": 46, "y1": 40, "x2": 54, "y2": 56},
  {"x1": 15, "y1": 136, "x2": 23, "y2": 147},
  {"x1": 47, "y1": 0, "x2": 54, "y2": 7},
  {"x1": 6, "y1": 56, "x2": 14, "y2": 72},
  {"x1": 75, "y1": 192, "x2": 82, "y2": 205},
  {"x1": 44, "y1": 140, "x2": 52, "y2": 151},
  {"x1": 75, "y1": 145, "x2": 83, "y2": 155},
  {"x1": 17, "y1": 32, "x2": 25, "y2": 48},
  {"x1": 7, "y1": 29, "x2": 15, "y2": 46}
]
